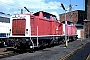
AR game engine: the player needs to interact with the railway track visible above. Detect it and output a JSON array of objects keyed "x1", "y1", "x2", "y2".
[
  {"x1": 86, "y1": 54, "x2": 90, "y2": 60},
  {"x1": 0, "y1": 47, "x2": 25, "y2": 59},
  {"x1": 0, "y1": 52, "x2": 15, "y2": 59},
  {"x1": 0, "y1": 50, "x2": 27, "y2": 59}
]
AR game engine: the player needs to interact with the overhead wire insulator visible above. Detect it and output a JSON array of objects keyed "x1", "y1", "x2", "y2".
[
  {"x1": 61, "y1": 3, "x2": 66, "y2": 10},
  {"x1": 24, "y1": 7, "x2": 30, "y2": 13}
]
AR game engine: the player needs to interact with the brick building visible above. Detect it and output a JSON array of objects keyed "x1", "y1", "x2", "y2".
[
  {"x1": 84, "y1": 0, "x2": 90, "y2": 38},
  {"x1": 60, "y1": 10, "x2": 86, "y2": 24}
]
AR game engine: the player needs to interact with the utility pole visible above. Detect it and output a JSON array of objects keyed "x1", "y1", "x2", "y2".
[
  {"x1": 68, "y1": 0, "x2": 72, "y2": 42},
  {"x1": 69, "y1": 0, "x2": 72, "y2": 22},
  {"x1": 69, "y1": 0, "x2": 77, "y2": 22},
  {"x1": 61, "y1": 3, "x2": 68, "y2": 47}
]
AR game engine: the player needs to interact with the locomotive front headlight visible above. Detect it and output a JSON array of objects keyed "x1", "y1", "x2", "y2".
[
  {"x1": 26, "y1": 29, "x2": 28, "y2": 34},
  {"x1": 30, "y1": 46, "x2": 33, "y2": 48},
  {"x1": 9, "y1": 29, "x2": 11, "y2": 34},
  {"x1": 10, "y1": 29, "x2": 11, "y2": 31}
]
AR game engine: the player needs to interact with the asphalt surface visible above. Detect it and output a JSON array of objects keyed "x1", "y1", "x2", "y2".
[
  {"x1": 0, "y1": 39, "x2": 90, "y2": 60},
  {"x1": 66, "y1": 42, "x2": 90, "y2": 60}
]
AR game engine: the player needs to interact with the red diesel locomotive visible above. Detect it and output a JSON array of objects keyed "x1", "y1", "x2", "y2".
[{"x1": 9, "y1": 11, "x2": 77, "y2": 50}]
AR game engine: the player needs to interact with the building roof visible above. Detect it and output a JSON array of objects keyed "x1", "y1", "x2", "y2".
[
  {"x1": 0, "y1": 12, "x2": 10, "y2": 23},
  {"x1": 0, "y1": 12, "x2": 11, "y2": 18},
  {"x1": 0, "y1": 16, "x2": 10, "y2": 23},
  {"x1": 84, "y1": 19, "x2": 90, "y2": 22}
]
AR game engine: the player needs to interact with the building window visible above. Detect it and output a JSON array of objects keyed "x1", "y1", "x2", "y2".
[{"x1": 74, "y1": 14, "x2": 78, "y2": 17}]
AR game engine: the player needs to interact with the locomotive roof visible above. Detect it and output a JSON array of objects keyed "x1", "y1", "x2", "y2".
[
  {"x1": 33, "y1": 11, "x2": 56, "y2": 17},
  {"x1": 62, "y1": 21, "x2": 74, "y2": 25}
]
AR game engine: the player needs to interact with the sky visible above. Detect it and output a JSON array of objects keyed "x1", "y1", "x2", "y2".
[{"x1": 0, "y1": 0, "x2": 85, "y2": 20}]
